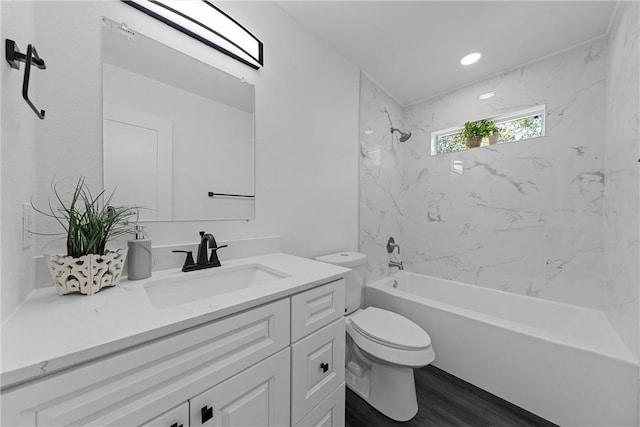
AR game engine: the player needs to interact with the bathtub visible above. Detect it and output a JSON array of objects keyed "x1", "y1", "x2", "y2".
[{"x1": 365, "y1": 271, "x2": 639, "y2": 427}]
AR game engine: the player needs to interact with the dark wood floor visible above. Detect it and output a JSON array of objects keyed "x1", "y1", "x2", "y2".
[{"x1": 345, "y1": 365, "x2": 558, "y2": 427}]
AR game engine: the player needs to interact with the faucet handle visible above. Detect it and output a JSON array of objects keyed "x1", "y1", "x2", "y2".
[
  {"x1": 208, "y1": 244, "x2": 228, "y2": 266},
  {"x1": 173, "y1": 250, "x2": 195, "y2": 272},
  {"x1": 387, "y1": 237, "x2": 400, "y2": 254}
]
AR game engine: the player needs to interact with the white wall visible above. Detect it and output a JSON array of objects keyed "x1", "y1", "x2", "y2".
[
  {"x1": 2, "y1": 1, "x2": 360, "y2": 317},
  {"x1": 1, "y1": 1, "x2": 38, "y2": 321}
]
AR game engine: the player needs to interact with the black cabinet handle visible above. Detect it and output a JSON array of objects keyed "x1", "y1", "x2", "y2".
[
  {"x1": 170, "y1": 423, "x2": 183, "y2": 427},
  {"x1": 320, "y1": 362, "x2": 329, "y2": 373},
  {"x1": 201, "y1": 405, "x2": 214, "y2": 423}
]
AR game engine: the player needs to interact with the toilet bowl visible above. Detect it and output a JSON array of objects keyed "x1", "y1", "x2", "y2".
[{"x1": 315, "y1": 252, "x2": 435, "y2": 422}]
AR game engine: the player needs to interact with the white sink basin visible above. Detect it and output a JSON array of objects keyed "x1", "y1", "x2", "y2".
[{"x1": 144, "y1": 264, "x2": 289, "y2": 309}]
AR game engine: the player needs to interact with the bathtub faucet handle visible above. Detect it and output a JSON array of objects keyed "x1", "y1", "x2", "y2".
[{"x1": 387, "y1": 237, "x2": 400, "y2": 254}]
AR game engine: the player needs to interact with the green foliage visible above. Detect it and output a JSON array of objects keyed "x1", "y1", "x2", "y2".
[
  {"x1": 495, "y1": 115, "x2": 542, "y2": 142},
  {"x1": 33, "y1": 177, "x2": 136, "y2": 258},
  {"x1": 460, "y1": 120, "x2": 482, "y2": 140},
  {"x1": 478, "y1": 119, "x2": 499, "y2": 137},
  {"x1": 437, "y1": 132, "x2": 467, "y2": 154},
  {"x1": 460, "y1": 119, "x2": 498, "y2": 140}
]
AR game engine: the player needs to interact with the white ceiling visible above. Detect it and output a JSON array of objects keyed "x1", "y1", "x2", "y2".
[{"x1": 278, "y1": 1, "x2": 617, "y2": 106}]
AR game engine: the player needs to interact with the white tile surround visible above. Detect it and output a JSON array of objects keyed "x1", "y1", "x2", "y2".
[
  {"x1": 402, "y1": 37, "x2": 608, "y2": 309},
  {"x1": 359, "y1": 73, "x2": 407, "y2": 282},
  {"x1": 360, "y1": 15, "x2": 638, "y2": 359},
  {"x1": 361, "y1": 37, "x2": 607, "y2": 305},
  {"x1": 604, "y1": 0, "x2": 640, "y2": 358}
]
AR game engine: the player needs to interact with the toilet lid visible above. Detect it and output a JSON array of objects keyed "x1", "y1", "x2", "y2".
[{"x1": 349, "y1": 307, "x2": 431, "y2": 351}]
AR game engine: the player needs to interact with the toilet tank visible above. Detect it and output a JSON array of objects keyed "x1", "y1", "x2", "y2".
[{"x1": 315, "y1": 252, "x2": 366, "y2": 315}]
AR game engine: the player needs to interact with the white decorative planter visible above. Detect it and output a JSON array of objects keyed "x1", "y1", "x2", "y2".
[{"x1": 45, "y1": 248, "x2": 128, "y2": 296}]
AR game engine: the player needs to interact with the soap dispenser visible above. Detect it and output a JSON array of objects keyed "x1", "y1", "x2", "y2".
[{"x1": 127, "y1": 224, "x2": 152, "y2": 280}]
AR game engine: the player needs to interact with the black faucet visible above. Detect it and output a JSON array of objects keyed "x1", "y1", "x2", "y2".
[
  {"x1": 197, "y1": 232, "x2": 216, "y2": 266},
  {"x1": 173, "y1": 231, "x2": 228, "y2": 272}
]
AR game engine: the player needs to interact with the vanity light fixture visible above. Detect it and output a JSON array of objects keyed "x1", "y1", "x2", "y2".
[
  {"x1": 460, "y1": 52, "x2": 482, "y2": 66},
  {"x1": 123, "y1": 0, "x2": 263, "y2": 69},
  {"x1": 478, "y1": 91, "x2": 495, "y2": 100}
]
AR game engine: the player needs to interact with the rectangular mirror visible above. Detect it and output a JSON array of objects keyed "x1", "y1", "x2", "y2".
[{"x1": 102, "y1": 17, "x2": 255, "y2": 221}]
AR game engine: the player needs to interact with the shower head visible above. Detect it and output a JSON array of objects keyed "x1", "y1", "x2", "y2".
[{"x1": 391, "y1": 127, "x2": 412, "y2": 142}]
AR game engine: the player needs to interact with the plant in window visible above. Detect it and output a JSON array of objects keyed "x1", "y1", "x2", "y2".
[
  {"x1": 478, "y1": 119, "x2": 500, "y2": 145},
  {"x1": 461, "y1": 119, "x2": 499, "y2": 148}
]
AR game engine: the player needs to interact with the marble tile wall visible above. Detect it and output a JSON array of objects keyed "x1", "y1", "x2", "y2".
[
  {"x1": 603, "y1": 0, "x2": 639, "y2": 357},
  {"x1": 359, "y1": 74, "x2": 406, "y2": 281},
  {"x1": 360, "y1": 37, "x2": 610, "y2": 310}
]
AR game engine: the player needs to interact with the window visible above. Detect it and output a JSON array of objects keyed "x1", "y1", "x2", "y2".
[{"x1": 431, "y1": 105, "x2": 546, "y2": 155}]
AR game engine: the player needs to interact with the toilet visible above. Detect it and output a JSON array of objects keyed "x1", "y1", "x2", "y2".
[{"x1": 315, "y1": 252, "x2": 435, "y2": 422}]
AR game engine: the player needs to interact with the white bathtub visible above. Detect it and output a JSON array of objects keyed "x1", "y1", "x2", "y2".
[{"x1": 365, "y1": 271, "x2": 639, "y2": 427}]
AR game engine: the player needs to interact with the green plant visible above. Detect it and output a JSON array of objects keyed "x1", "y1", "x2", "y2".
[
  {"x1": 460, "y1": 118, "x2": 499, "y2": 140},
  {"x1": 478, "y1": 119, "x2": 499, "y2": 137},
  {"x1": 33, "y1": 177, "x2": 136, "y2": 258},
  {"x1": 460, "y1": 120, "x2": 482, "y2": 140}
]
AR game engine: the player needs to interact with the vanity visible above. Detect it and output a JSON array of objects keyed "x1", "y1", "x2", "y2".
[{"x1": 1, "y1": 252, "x2": 349, "y2": 426}]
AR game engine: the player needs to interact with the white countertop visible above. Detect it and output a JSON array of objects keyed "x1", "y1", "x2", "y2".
[{"x1": 1, "y1": 253, "x2": 348, "y2": 389}]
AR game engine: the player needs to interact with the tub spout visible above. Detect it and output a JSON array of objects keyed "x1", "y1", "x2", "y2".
[{"x1": 389, "y1": 260, "x2": 404, "y2": 270}]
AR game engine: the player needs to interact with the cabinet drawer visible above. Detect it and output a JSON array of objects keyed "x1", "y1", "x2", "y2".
[
  {"x1": 291, "y1": 279, "x2": 345, "y2": 342},
  {"x1": 295, "y1": 383, "x2": 345, "y2": 427},
  {"x1": 291, "y1": 319, "x2": 345, "y2": 425},
  {"x1": 33, "y1": 299, "x2": 290, "y2": 426},
  {"x1": 190, "y1": 348, "x2": 290, "y2": 427},
  {"x1": 140, "y1": 402, "x2": 189, "y2": 427}
]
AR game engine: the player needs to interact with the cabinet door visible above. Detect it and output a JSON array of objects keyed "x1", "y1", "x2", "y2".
[
  {"x1": 291, "y1": 279, "x2": 345, "y2": 342},
  {"x1": 291, "y1": 319, "x2": 345, "y2": 425},
  {"x1": 190, "y1": 348, "x2": 290, "y2": 427},
  {"x1": 295, "y1": 384, "x2": 345, "y2": 427},
  {"x1": 140, "y1": 402, "x2": 189, "y2": 427}
]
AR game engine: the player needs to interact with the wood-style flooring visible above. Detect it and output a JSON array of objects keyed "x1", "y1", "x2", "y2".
[{"x1": 345, "y1": 365, "x2": 559, "y2": 427}]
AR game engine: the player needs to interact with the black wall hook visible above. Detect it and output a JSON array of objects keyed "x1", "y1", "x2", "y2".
[{"x1": 5, "y1": 39, "x2": 46, "y2": 119}]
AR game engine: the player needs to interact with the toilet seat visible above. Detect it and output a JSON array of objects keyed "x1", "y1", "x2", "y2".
[
  {"x1": 349, "y1": 307, "x2": 431, "y2": 351},
  {"x1": 346, "y1": 307, "x2": 435, "y2": 368}
]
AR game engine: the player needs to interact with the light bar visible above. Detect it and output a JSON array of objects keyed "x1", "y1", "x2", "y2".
[{"x1": 123, "y1": 0, "x2": 263, "y2": 69}]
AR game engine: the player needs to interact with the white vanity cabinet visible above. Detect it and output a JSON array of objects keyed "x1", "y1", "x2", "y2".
[
  {"x1": 2, "y1": 299, "x2": 290, "y2": 427},
  {"x1": 188, "y1": 348, "x2": 290, "y2": 427},
  {"x1": 290, "y1": 279, "x2": 346, "y2": 426},
  {"x1": 140, "y1": 402, "x2": 189, "y2": 427},
  {"x1": 1, "y1": 277, "x2": 346, "y2": 427}
]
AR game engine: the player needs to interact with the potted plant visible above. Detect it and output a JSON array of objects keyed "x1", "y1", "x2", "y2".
[
  {"x1": 34, "y1": 177, "x2": 136, "y2": 296},
  {"x1": 461, "y1": 119, "x2": 499, "y2": 148},
  {"x1": 478, "y1": 119, "x2": 500, "y2": 145}
]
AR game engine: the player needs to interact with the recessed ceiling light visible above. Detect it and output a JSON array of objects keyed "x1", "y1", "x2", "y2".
[
  {"x1": 461, "y1": 52, "x2": 482, "y2": 66},
  {"x1": 478, "y1": 91, "x2": 495, "y2": 100}
]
